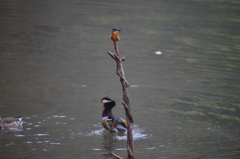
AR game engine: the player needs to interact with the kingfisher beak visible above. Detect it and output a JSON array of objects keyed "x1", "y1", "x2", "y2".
[{"x1": 117, "y1": 29, "x2": 121, "y2": 31}]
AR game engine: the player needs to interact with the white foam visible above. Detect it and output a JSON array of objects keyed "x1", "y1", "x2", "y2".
[
  {"x1": 116, "y1": 127, "x2": 149, "y2": 140},
  {"x1": 85, "y1": 129, "x2": 105, "y2": 136},
  {"x1": 77, "y1": 124, "x2": 150, "y2": 141}
]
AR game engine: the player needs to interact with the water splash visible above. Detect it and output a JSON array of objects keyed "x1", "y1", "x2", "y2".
[
  {"x1": 78, "y1": 128, "x2": 105, "y2": 136},
  {"x1": 115, "y1": 127, "x2": 149, "y2": 140},
  {"x1": 78, "y1": 124, "x2": 150, "y2": 140}
]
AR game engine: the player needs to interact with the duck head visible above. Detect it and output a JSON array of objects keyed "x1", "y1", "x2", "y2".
[{"x1": 101, "y1": 97, "x2": 116, "y2": 110}]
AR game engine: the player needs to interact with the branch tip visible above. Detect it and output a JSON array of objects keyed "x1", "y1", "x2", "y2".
[{"x1": 110, "y1": 152, "x2": 124, "y2": 159}]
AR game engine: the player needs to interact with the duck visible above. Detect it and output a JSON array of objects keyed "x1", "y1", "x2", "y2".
[
  {"x1": 0, "y1": 116, "x2": 26, "y2": 129},
  {"x1": 110, "y1": 28, "x2": 121, "y2": 41},
  {"x1": 101, "y1": 97, "x2": 127, "y2": 133}
]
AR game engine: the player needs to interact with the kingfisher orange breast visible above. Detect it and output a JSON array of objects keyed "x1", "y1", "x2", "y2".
[{"x1": 110, "y1": 32, "x2": 120, "y2": 41}]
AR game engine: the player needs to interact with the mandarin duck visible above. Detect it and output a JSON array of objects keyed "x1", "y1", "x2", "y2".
[
  {"x1": 0, "y1": 116, "x2": 26, "y2": 129},
  {"x1": 101, "y1": 97, "x2": 127, "y2": 133}
]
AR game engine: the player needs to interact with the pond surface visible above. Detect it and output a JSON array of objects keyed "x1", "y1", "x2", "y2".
[{"x1": 0, "y1": 0, "x2": 240, "y2": 158}]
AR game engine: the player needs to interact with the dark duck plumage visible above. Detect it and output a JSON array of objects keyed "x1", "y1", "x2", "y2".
[
  {"x1": 101, "y1": 97, "x2": 127, "y2": 133},
  {"x1": 0, "y1": 116, "x2": 26, "y2": 129}
]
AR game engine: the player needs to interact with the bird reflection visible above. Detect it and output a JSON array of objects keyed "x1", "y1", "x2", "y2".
[{"x1": 100, "y1": 130, "x2": 126, "y2": 158}]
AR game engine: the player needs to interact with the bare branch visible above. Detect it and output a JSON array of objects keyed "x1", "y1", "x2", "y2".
[{"x1": 106, "y1": 41, "x2": 134, "y2": 159}]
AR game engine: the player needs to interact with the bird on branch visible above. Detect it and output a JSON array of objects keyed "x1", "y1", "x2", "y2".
[
  {"x1": 110, "y1": 28, "x2": 121, "y2": 41},
  {"x1": 101, "y1": 97, "x2": 127, "y2": 133}
]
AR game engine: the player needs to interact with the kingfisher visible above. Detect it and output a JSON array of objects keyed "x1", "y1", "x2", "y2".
[
  {"x1": 110, "y1": 28, "x2": 121, "y2": 41},
  {"x1": 101, "y1": 97, "x2": 127, "y2": 133},
  {"x1": 0, "y1": 116, "x2": 26, "y2": 129}
]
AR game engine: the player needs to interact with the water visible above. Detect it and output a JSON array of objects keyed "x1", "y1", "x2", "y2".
[{"x1": 0, "y1": 0, "x2": 240, "y2": 158}]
